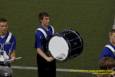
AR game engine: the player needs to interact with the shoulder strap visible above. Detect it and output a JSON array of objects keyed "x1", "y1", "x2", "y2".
[
  {"x1": 50, "y1": 25, "x2": 55, "y2": 35},
  {"x1": 36, "y1": 28, "x2": 47, "y2": 38},
  {"x1": 5, "y1": 32, "x2": 12, "y2": 44},
  {"x1": 105, "y1": 44, "x2": 115, "y2": 55}
]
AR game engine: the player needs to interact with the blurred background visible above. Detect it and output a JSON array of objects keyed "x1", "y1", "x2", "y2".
[{"x1": 0, "y1": 0, "x2": 115, "y2": 77}]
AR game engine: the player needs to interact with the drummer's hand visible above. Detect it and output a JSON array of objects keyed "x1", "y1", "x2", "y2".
[
  {"x1": 10, "y1": 57, "x2": 16, "y2": 62},
  {"x1": 46, "y1": 57, "x2": 54, "y2": 62}
]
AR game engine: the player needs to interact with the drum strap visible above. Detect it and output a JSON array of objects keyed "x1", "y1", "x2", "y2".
[
  {"x1": 37, "y1": 25, "x2": 55, "y2": 38},
  {"x1": 50, "y1": 25, "x2": 55, "y2": 35},
  {"x1": 37, "y1": 28, "x2": 47, "y2": 38},
  {"x1": 105, "y1": 44, "x2": 115, "y2": 55},
  {"x1": 0, "y1": 32, "x2": 12, "y2": 61},
  {"x1": 5, "y1": 32, "x2": 12, "y2": 44}
]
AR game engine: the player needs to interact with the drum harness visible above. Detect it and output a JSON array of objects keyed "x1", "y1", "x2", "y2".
[
  {"x1": 105, "y1": 44, "x2": 115, "y2": 55},
  {"x1": 36, "y1": 26, "x2": 54, "y2": 56},
  {"x1": 0, "y1": 32, "x2": 12, "y2": 66}
]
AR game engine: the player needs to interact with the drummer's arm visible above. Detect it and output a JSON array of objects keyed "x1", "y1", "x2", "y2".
[
  {"x1": 10, "y1": 38, "x2": 16, "y2": 61},
  {"x1": 36, "y1": 32, "x2": 54, "y2": 62},
  {"x1": 10, "y1": 50, "x2": 16, "y2": 62},
  {"x1": 37, "y1": 48, "x2": 54, "y2": 62}
]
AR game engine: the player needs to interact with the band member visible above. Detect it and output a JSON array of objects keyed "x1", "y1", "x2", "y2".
[
  {"x1": 99, "y1": 29, "x2": 115, "y2": 59},
  {"x1": 35, "y1": 12, "x2": 56, "y2": 77},
  {"x1": 0, "y1": 18, "x2": 16, "y2": 77},
  {"x1": 99, "y1": 29, "x2": 115, "y2": 77}
]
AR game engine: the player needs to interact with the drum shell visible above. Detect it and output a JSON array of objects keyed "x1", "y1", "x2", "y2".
[{"x1": 59, "y1": 30, "x2": 83, "y2": 59}]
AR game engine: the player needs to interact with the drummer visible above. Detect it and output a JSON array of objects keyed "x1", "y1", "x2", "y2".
[
  {"x1": 35, "y1": 12, "x2": 56, "y2": 77},
  {"x1": 98, "y1": 29, "x2": 115, "y2": 77},
  {"x1": 0, "y1": 18, "x2": 16, "y2": 77}
]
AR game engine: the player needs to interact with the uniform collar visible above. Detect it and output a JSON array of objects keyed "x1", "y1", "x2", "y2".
[
  {"x1": 40, "y1": 25, "x2": 50, "y2": 31},
  {"x1": 108, "y1": 42, "x2": 115, "y2": 48},
  {"x1": 0, "y1": 32, "x2": 9, "y2": 39}
]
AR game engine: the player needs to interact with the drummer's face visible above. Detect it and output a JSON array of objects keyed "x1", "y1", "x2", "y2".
[
  {"x1": 0, "y1": 21, "x2": 8, "y2": 35},
  {"x1": 41, "y1": 16, "x2": 50, "y2": 27},
  {"x1": 110, "y1": 32, "x2": 115, "y2": 45}
]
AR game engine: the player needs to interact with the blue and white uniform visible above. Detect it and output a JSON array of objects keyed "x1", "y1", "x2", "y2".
[
  {"x1": 99, "y1": 43, "x2": 115, "y2": 60},
  {"x1": 35, "y1": 25, "x2": 54, "y2": 51},
  {"x1": 0, "y1": 32, "x2": 16, "y2": 77},
  {"x1": 0, "y1": 32, "x2": 16, "y2": 61},
  {"x1": 35, "y1": 25, "x2": 56, "y2": 77}
]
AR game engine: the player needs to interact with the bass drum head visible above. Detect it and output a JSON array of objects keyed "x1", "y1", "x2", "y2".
[{"x1": 48, "y1": 36, "x2": 69, "y2": 61}]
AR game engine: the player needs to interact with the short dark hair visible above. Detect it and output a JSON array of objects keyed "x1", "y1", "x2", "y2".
[
  {"x1": 110, "y1": 29, "x2": 115, "y2": 34},
  {"x1": 38, "y1": 12, "x2": 49, "y2": 20},
  {"x1": 110, "y1": 29, "x2": 115, "y2": 33},
  {"x1": 99, "y1": 57, "x2": 115, "y2": 70},
  {"x1": 0, "y1": 18, "x2": 7, "y2": 22}
]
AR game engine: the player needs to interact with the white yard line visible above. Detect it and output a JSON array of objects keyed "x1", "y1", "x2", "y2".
[
  {"x1": 12, "y1": 66, "x2": 82, "y2": 72},
  {"x1": 12, "y1": 66, "x2": 112, "y2": 75}
]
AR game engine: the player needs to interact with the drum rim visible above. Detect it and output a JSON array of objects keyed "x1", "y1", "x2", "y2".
[{"x1": 69, "y1": 29, "x2": 83, "y2": 50}]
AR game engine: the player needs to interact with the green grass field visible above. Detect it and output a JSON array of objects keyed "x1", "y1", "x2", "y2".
[{"x1": 0, "y1": 0, "x2": 115, "y2": 77}]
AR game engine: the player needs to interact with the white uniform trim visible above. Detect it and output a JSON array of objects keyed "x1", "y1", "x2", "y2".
[
  {"x1": 50, "y1": 25, "x2": 55, "y2": 35},
  {"x1": 5, "y1": 32, "x2": 12, "y2": 44},
  {"x1": 0, "y1": 32, "x2": 13, "y2": 61},
  {"x1": 37, "y1": 28, "x2": 47, "y2": 38},
  {"x1": 105, "y1": 44, "x2": 115, "y2": 55}
]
